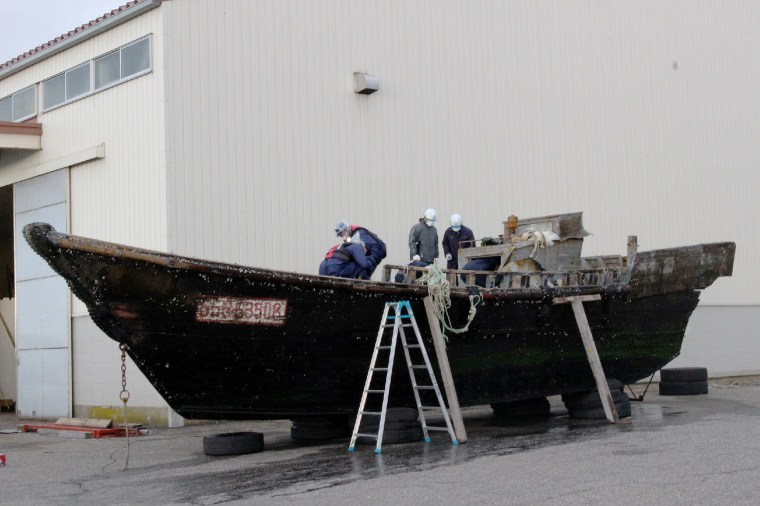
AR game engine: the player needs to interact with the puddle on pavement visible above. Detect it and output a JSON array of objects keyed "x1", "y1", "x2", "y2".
[
  {"x1": 167, "y1": 402, "x2": 688, "y2": 501},
  {"x1": 168, "y1": 392, "x2": 760, "y2": 502}
]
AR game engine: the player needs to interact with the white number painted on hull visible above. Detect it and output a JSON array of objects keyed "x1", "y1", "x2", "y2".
[{"x1": 196, "y1": 297, "x2": 288, "y2": 326}]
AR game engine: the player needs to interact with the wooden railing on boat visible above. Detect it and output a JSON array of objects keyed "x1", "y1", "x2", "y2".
[{"x1": 381, "y1": 264, "x2": 630, "y2": 290}]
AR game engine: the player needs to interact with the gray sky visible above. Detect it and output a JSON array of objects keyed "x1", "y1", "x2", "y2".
[{"x1": 0, "y1": 0, "x2": 124, "y2": 64}]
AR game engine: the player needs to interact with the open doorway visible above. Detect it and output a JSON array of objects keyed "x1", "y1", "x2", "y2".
[{"x1": 0, "y1": 184, "x2": 16, "y2": 410}]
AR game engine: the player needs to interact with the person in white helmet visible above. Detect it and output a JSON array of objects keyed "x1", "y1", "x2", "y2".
[
  {"x1": 408, "y1": 208, "x2": 439, "y2": 265},
  {"x1": 442, "y1": 213, "x2": 475, "y2": 269}
]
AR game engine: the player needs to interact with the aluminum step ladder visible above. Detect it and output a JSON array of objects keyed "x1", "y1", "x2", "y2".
[{"x1": 348, "y1": 300, "x2": 459, "y2": 453}]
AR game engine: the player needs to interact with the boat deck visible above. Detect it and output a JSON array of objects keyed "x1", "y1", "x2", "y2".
[{"x1": 382, "y1": 263, "x2": 630, "y2": 290}]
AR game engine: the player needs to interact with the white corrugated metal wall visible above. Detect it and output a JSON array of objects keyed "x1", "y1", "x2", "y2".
[
  {"x1": 1, "y1": 0, "x2": 758, "y2": 420},
  {"x1": 161, "y1": 0, "x2": 759, "y2": 378},
  {"x1": 0, "y1": 10, "x2": 166, "y2": 253},
  {"x1": 162, "y1": 0, "x2": 756, "y2": 306}
]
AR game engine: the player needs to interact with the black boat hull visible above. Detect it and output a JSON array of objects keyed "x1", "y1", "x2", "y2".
[{"x1": 23, "y1": 223, "x2": 731, "y2": 420}]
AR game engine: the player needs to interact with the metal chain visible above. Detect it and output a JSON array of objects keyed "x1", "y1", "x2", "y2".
[{"x1": 119, "y1": 343, "x2": 131, "y2": 471}]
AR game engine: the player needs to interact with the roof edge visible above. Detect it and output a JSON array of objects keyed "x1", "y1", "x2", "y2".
[{"x1": 0, "y1": 0, "x2": 162, "y2": 81}]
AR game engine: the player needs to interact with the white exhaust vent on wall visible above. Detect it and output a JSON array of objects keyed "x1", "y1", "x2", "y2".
[{"x1": 353, "y1": 72, "x2": 380, "y2": 95}]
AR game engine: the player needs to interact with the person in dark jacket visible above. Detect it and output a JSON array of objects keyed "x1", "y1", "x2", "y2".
[
  {"x1": 442, "y1": 213, "x2": 475, "y2": 269},
  {"x1": 408, "y1": 208, "x2": 439, "y2": 265},
  {"x1": 334, "y1": 220, "x2": 387, "y2": 277},
  {"x1": 459, "y1": 256, "x2": 501, "y2": 287},
  {"x1": 319, "y1": 236, "x2": 376, "y2": 279},
  {"x1": 393, "y1": 260, "x2": 428, "y2": 283}
]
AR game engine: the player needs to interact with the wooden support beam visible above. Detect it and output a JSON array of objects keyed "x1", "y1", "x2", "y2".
[
  {"x1": 423, "y1": 297, "x2": 468, "y2": 443},
  {"x1": 0, "y1": 311, "x2": 15, "y2": 348},
  {"x1": 554, "y1": 294, "x2": 619, "y2": 423},
  {"x1": 55, "y1": 417, "x2": 112, "y2": 428}
]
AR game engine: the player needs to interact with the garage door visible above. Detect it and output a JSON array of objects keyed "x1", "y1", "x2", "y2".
[{"x1": 14, "y1": 169, "x2": 70, "y2": 419}]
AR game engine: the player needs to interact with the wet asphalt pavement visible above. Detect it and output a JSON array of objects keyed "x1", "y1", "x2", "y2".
[{"x1": 2, "y1": 377, "x2": 759, "y2": 505}]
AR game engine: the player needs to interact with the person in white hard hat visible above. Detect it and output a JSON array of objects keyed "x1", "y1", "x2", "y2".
[
  {"x1": 442, "y1": 213, "x2": 475, "y2": 269},
  {"x1": 408, "y1": 208, "x2": 439, "y2": 265}
]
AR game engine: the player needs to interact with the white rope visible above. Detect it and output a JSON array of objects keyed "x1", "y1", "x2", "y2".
[
  {"x1": 517, "y1": 228, "x2": 559, "y2": 259},
  {"x1": 417, "y1": 264, "x2": 481, "y2": 340}
]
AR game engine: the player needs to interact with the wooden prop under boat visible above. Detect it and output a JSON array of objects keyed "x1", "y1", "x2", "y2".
[{"x1": 22, "y1": 213, "x2": 735, "y2": 420}]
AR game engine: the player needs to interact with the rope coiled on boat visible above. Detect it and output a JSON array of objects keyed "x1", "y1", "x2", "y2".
[{"x1": 417, "y1": 264, "x2": 481, "y2": 341}]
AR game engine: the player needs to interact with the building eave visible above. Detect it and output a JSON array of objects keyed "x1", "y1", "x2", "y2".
[{"x1": 0, "y1": 121, "x2": 42, "y2": 151}]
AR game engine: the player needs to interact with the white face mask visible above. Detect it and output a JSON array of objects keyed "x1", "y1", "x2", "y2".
[
  {"x1": 425, "y1": 220, "x2": 434, "y2": 227},
  {"x1": 452, "y1": 226, "x2": 461, "y2": 231}
]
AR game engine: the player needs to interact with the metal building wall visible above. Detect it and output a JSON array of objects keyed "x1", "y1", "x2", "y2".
[
  {"x1": 162, "y1": 0, "x2": 757, "y2": 307},
  {"x1": 0, "y1": 6, "x2": 169, "y2": 416},
  {"x1": 0, "y1": 9, "x2": 166, "y2": 254},
  {"x1": 1, "y1": 0, "x2": 757, "y2": 420}
]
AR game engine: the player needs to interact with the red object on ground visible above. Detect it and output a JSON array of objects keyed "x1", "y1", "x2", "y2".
[
  {"x1": 20, "y1": 424, "x2": 140, "y2": 438},
  {"x1": 0, "y1": 453, "x2": 6, "y2": 466}
]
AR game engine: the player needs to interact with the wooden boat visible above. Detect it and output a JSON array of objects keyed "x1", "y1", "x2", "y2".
[{"x1": 23, "y1": 213, "x2": 735, "y2": 420}]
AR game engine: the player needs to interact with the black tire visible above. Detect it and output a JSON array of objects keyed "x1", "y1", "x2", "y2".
[
  {"x1": 562, "y1": 389, "x2": 629, "y2": 411},
  {"x1": 491, "y1": 397, "x2": 550, "y2": 417},
  {"x1": 561, "y1": 378, "x2": 624, "y2": 404},
  {"x1": 358, "y1": 407, "x2": 421, "y2": 433},
  {"x1": 203, "y1": 431, "x2": 264, "y2": 456},
  {"x1": 359, "y1": 420, "x2": 419, "y2": 433},
  {"x1": 291, "y1": 415, "x2": 350, "y2": 428},
  {"x1": 568, "y1": 399, "x2": 631, "y2": 420},
  {"x1": 660, "y1": 367, "x2": 708, "y2": 382},
  {"x1": 383, "y1": 407, "x2": 420, "y2": 423},
  {"x1": 659, "y1": 380, "x2": 709, "y2": 396},
  {"x1": 606, "y1": 379, "x2": 624, "y2": 392},
  {"x1": 358, "y1": 407, "x2": 418, "y2": 426},
  {"x1": 356, "y1": 426, "x2": 423, "y2": 445}
]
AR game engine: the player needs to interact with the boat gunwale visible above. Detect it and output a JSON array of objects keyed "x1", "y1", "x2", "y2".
[
  {"x1": 27, "y1": 223, "x2": 639, "y2": 300},
  {"x1": 25, "y1": 223, "x2": 627, "y2": 299}
]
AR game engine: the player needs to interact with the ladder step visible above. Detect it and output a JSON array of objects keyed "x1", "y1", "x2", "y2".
[
  {"x1": 355, "y1": 433, "x2": 378, "y2": 439},
  {"x1": 425, "y1": 426, "x2": 451, "y2": 432},
  {"x1": 377, "y1": 346, "x2": 392, "y2": 350},
  {"x1": 404, "y1": 344, "x2": 421, "y2": 348},
  {"x1": 365, "y1": 389, "x2": 385, "y2": 394},
  {"x1": 420, "y1": 406, "x2": 444, "y2": 411},
  {"x1": 414, "y1": 386, "x2": 435, "y2": 390},
  {"x1": 361, "y1": 411, "x2": 382, "y2": 416},
  {"x1": 410, "y1": 365, "x2": 428, "y2": 369},
  {"x1": 371, "y1": 367, "x2": 389, "y2": 371}
]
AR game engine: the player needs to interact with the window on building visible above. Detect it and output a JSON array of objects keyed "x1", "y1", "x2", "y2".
[
  {"x1": 66, "y1": 63, "x2": 91, "y2": 100},
  {"x1": 43, "y1": 63, "x2": 91, "y2": 110},
  {"x1": 41, "y1": 35, "x2": 151, "y2": 112},
  {"x1": 43, "y1": 74, "x2": 65, "y2": 110},
  {"x1": 121, "y1": 37, "x2": 150, "y2": 78},
  {"x1": 94, "y1": 50, "x2": 120, "y2": 90},
  {"x1": 0, "y1": 85, "x2": 36, "y2": 121},
  {"x1": 0, "y1": 97, "x2": 11, "y2": 121}
]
